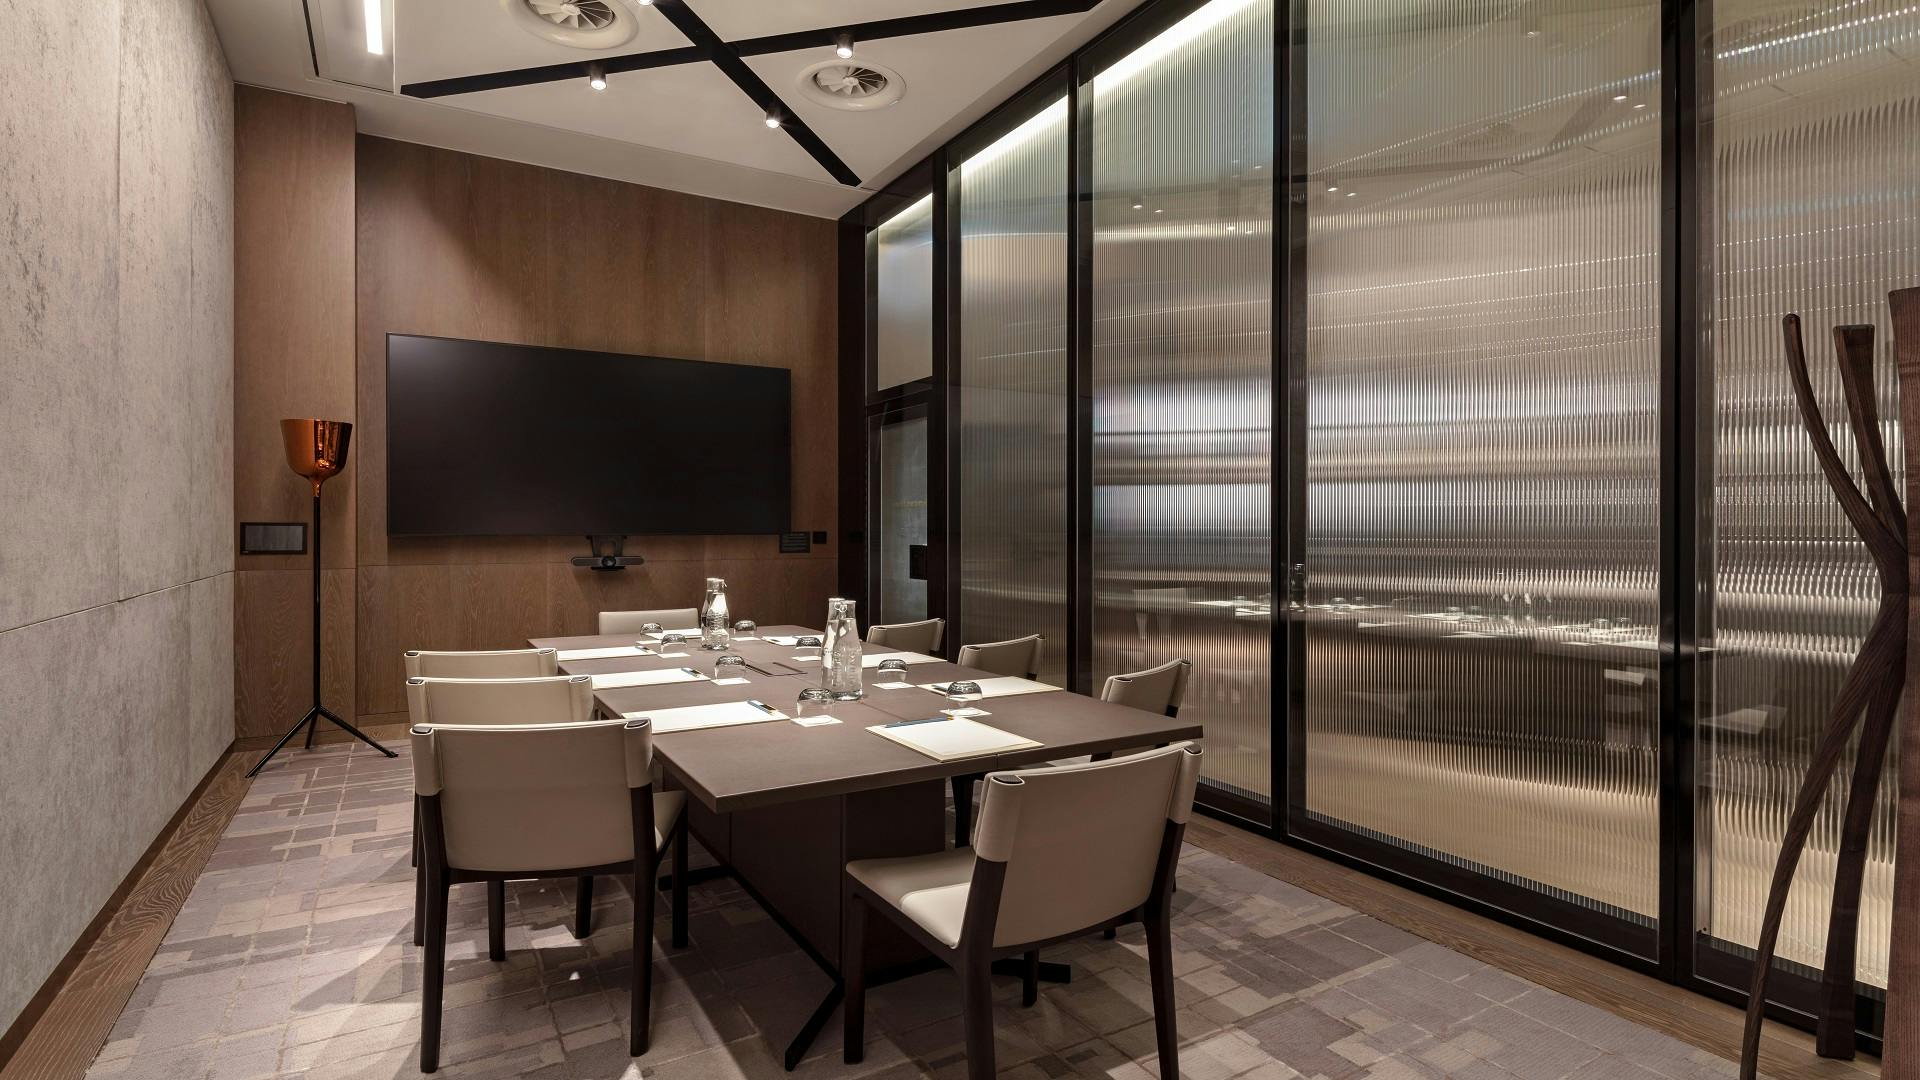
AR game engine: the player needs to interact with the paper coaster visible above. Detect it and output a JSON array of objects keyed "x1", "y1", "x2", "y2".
[
  {"x1": 712, "y1": 677, "x2": 751, "y2": 686},
  {"x1": 873, "y1": 680, "x2": 913, "y2": 690},
  {"x1": 791, "y1": 715, "x2": 843, "y2": 727}
]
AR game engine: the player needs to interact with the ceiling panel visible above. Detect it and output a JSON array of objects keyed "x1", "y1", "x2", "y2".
[
  {"x1": 396, "y1": 0, "x2": 691, "y2": 84},
  {"x1": 694, "y1": 0, "x2": 1000, "y2": 41},
  {"x1": 438, "y1": 62, "x2": 834, "y2": 180},
  {"x1": 744, "y1": 16, "x2": 1082, "y2": 178}
]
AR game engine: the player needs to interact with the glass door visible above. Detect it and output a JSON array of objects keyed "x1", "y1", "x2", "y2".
[{"x1": 870, "y1": 408, "x2": 931, "y2": 625}]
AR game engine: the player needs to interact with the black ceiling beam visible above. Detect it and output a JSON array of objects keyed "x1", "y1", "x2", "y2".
[
  {"x1": 401, "y1": 45, "x2": 708, "y2": 99},
  {"x1": 728, "y1": 0, "x2": 1104, "y2": 57},
  {"x1": 649, "y1": 0, "x2": 863, "y2": 187}
]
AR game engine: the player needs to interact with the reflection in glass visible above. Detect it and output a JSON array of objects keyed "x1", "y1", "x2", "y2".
[
  {"x1": 1089, "y1": 0, "x2": 1274, "y2": 810},
  {"x1": 956, "y1": 97, "x2": 1071, "y2": 687},
  {"x1": 876, "y1": 415, "x2": 930, "y2": 624},
  {"x1": 1299, "y1": 0, "x2": 1663, "y2": 923},
  {"x1": 875, "y1": 196, "x2": 935, "y2": 392},
  {"x1": 1697, "y1": 0, "x2": 1920, "y2": 988}
]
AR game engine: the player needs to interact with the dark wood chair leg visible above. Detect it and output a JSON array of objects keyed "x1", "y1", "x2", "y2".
[
  {"x1": 960, "y1": 956, "x2": 996, "y2": 1080},
  {"x1": 951, "y1": 774, "x2": 974, "y2": 848},
  {"x1": 1021, "y1": 950, "x2": 1039, "y2": 1007},
  {"x1": 671, "y1": 824, "x2": 689, "y2": 948},
  {"x1": 843, "y1": 891, "x2": 868, "y2": 1064},
  {"x1": 487, "y1": 880, "x2": 506, "y2": 961},
  {"x1": 574, "y1": 875, "x2": 594, "y2": 939},
  {"x1": 631, "y1": 863, "x2": 656, "y2": 1055},
  {"x1": 411, "y1": 802, "x2": 423, "y2": 947},
  {"x1": 420, "y1": 878, "x2": 449, "y2": 1072},
  {"x1": 1145, "y1": 908, "x2": 1179, "y2": 1080}
]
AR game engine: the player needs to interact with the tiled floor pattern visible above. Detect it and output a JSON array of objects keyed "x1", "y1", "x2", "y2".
[{"x1": 87, "y1": 741, "x2": 1742, "y2": 1080}]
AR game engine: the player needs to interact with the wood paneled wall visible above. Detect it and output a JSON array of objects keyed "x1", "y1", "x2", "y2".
[
  {"x1": 234, "y1": 114, "x2": 839, "y2": 734},
  {"x1": 233, "y1": 88, "x2": 358, "y2": 737}
]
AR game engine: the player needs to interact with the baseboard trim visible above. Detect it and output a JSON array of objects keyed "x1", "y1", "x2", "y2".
[{"x1": 0, "y1": 744, "x2": 252, "y2": 1079}]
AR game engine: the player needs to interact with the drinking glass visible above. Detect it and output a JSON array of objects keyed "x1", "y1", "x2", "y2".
[
  {"x1": 941, "y1": 679, "x2": 984, "y2": 716},
  {"x1": 795, "y1": 635, "x2": 823, "y2": 659},
  {"x1": 640, "y1": 622, "x2": 664, "y2": 636},
  {"x1": 659, "y1": 633, "x2": 689, "y2": 654},
  {"x1": 875, "y1": 658, "x2": 909, "y2": 682},
  {"x1": 795, "y1": 687, "x2": 834, "y2": 720},
  {"x1": 713, "y1": 654, "x2": 747, "y2": 681},
  {"x1": 733, "y1": 620, "x2": 758, "y2": 639}
]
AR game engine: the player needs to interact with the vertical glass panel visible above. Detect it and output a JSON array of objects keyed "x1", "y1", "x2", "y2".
[
  {"x1": 875, "y1": 197, "x2": 935, "y2": 392},
  {"x1": 876, "y1": 415, "x2": 929, "y2": 624},
  {"x1": 1698, "y1": 0, "x2": 1919, "y2": 988},
  {"x1": 1299, "y1": 0, "x2": 1664, "y2": 925},
  {"x1": 957, "y1": 100, "x2": 1072, "y2": 686},
  {"x1": 1090, "y1": 0, "x2": 1274, "y2": 810}
]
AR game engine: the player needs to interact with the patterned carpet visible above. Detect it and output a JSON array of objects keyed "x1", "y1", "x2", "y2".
[{"x1": 85, "y1": 740, "x2": 1743, "y2": 1080}]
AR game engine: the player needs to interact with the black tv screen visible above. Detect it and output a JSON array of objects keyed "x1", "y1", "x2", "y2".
[{"x1": 386, "y1": 335, "x2": 790, "y2": 537}]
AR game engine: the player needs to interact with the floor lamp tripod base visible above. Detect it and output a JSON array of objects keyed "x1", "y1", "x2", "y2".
[
  {"x1": 247, "y1": 705, "x2": 396, "y2": 778},
  {"x1": 247, "y1": 417, "x2": 397, "y2": 778}
]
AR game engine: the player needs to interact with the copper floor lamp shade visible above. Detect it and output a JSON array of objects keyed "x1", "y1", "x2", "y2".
[{"x1": 247, "y1": 420, "x2": 396, "y2": 777}]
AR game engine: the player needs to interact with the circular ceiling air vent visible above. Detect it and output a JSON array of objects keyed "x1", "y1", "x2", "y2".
[
  {"x1": 504, "y1": 0, "x2": 638, "y2": 49},
  {"x1": 795, "y1": 59, "x2": 905, "y2": 111}
]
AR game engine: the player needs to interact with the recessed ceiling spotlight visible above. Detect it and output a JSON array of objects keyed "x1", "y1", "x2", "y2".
[
  {"x1": 764, "y1": 109, "x2": 783, "y2": 129},
  {"x1": 588, "y1": 61, "x2": 607, "y2": 91},
  {"x1": 835, "y1": 32, "x2": 855, "y2": 60},
  {"x1": 638, "y1": 0, "x2": 653, "y2": 5},
  {"x1": 363, "y1": 0, "x2": 384, "y2": 54}
]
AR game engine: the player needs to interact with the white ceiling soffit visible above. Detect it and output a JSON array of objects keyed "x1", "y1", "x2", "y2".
[{"x1": 203, "y1": 0, "x2": 1147, "y2": 218}]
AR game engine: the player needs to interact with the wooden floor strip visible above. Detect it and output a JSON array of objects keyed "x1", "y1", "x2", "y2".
[
  {"x1": 0, "y1": 751, "x2": 252, "y2": 1080},
  {"x1": 1185, "y1": 815, "x2": 1882, "y2": 1080}
]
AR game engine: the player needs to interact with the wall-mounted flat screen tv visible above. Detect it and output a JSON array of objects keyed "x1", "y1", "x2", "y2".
[{"x1": 386, "y1": 334, "x2": 790, "y2": 537}]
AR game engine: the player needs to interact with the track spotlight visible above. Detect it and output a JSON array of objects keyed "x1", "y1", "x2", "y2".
[
  {"x1": 588, "y1": 62, "x2": 607, "y2": 91},
  {"x1": 835, "y1": 32, "x2": 855, "y2": 60},
  {"x1": 764, "y1": 109, "x2": 782, "y2": 129}
]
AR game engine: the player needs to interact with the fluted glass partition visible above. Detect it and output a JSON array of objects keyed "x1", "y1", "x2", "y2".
[
  {"x1": 956, "y1": 100, "x2": 1072, "y2": 685},
  {"x1": 1697, "y1": 0, "x2": 1920, "y2": 989},
  {"x1": 1089, "y1": 0, "x2": 1274, "y2": 810},
  {"x1": 1297, "y1": 0, "x2": 1664, "y2": 927},
  {"x1": 876, "y1": 414, "x2": 930, "y2": 624},
  {"x1": 875, "y1": 196, "x2": 935, "y2": 392}
]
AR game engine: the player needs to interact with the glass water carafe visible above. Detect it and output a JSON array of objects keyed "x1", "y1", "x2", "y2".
[
  {"x1": 699, "y1": 577, "x2": 732, "y2": 651},
  {"x1": 821, "y1": 597, "x2": 865, "y2": 700}
]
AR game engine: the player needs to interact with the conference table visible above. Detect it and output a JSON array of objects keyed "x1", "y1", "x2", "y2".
[{"x1": 525, "y1": 624, "x2": 1202, "y2": 1069}]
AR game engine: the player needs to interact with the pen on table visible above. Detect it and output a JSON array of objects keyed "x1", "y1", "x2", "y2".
[
  {"x1": 884, "y1": 717, "x2": 946, "y2": 729},
  {"x1": 747, "y1": 700, "x2": 775, "y2": 715}
]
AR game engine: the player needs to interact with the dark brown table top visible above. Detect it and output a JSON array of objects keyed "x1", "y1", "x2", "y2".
[{"x1": 527, "y1": 625, "x2": 1202, "y2": 813}]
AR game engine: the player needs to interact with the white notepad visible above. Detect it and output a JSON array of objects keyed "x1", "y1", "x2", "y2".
[
  {"x1": 916, "y1": 676, "x2": 1062, "y2": 700},
  {"x1": 861, "y1": 651, "x2": 941, "y2": 668},
  {"x1": 557, "y1": 645, "x2": 654, "y2": 661},
  {"x1": 589, "y1": 668, "x2": 710, "y2": 690},
  {"x1": 625, "y1": 699, "x2": 790, "y2": 733},
  {"x1": 868, "y1": 716, "x2": 1042, "y2": 762}
]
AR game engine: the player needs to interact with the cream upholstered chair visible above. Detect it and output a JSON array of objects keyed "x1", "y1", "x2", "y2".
[
  {"x1": 946, "y1": 634, "x2": 1045, "y2": 846},
  {"x1": 843, "y1": 744, "x2": 1202, "y2": 1080},
  {"x1": 1101, "y1": 657, "x2": 1192, "y2": 718},
  {"x1": 599, "y1": 607, "x2": 700, "y2": 635},
  {"x1": 404, "y1": 648, "x2": 558, "y2": 679},
  {"x1": 956, "y1": 634, "x2": 1043, "y2": 678},
  {"x1": 866, "y1": 617, "x2": 945, "y2": 655},
  {"x1": 412, "y1": 717, "x2": 686, "y2": 1072},
  {"x1": 404, "y1": 676, "x2": 690, "y2": 955}
]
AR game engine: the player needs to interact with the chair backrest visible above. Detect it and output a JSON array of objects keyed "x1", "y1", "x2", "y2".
[
  {"x1": 404, "y1": 648, "x2": 558, "y2": 679},
  {"x1": 971, "y1": 743, "x2": 1201, "y2": 948},
  {"x1": 599, "y1": 607, "x2": 700, "y2": 635},
  {"x1": 411, "y1": 718, "x2": 651, "y2": 873},
  {"x1": 405, "y1": 675, "x2": 593, "y2": 730},
  {"x1": 867, "y1": 618, "x2": 945, "y2": 654},
  {"x1": 957, "y1": 634, "x2": 1044, "y2": 679},
  {"x1": 1100, "y1": 658, "x2": 1192, "y2": 718}
]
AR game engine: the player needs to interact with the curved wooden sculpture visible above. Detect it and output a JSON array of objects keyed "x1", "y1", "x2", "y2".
[{"x1": 1739, "y1": 288, "x2": 1919, "y2": 1080}]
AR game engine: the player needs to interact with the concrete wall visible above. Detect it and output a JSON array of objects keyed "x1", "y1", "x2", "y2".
[{"x1": 0, "y1": 0, "x2": 235, "y2": 1034}]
